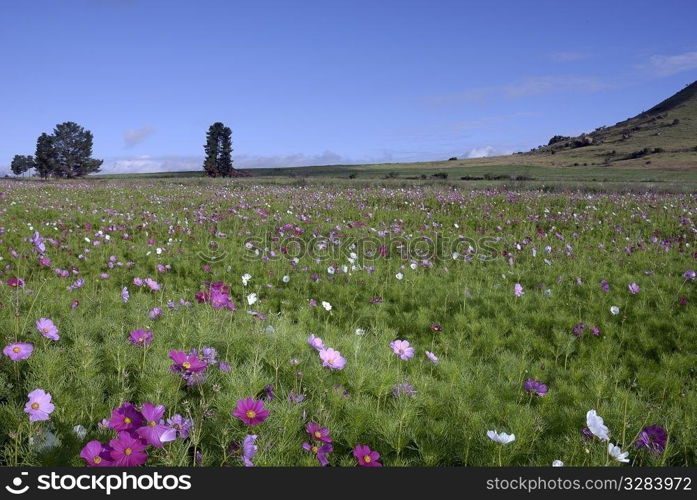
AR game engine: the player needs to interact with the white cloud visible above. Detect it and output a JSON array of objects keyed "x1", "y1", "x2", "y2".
[
  {"x1": 466, "y1": 145, "x2": 511, "y2": 158},
  {"x1": 123, "y1": 126, "x2": 155, "y2": 147},
  {"x1": 642, "y1": 51, "x2": 697, "y2": 76}
]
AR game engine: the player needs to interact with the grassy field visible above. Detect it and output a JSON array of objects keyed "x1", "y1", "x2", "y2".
[{"x1": 0, "y1": 178, "x2": 695, "y2": 466}]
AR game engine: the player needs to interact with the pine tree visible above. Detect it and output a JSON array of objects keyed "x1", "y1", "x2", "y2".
[
  {"x1": 10, "y1": 155, "x2": 35, "y2": 176},
  {"x1": 34, "y1": 133, "x2": 55, "y2": 179},
  {"x1": 203, "y1": 122, "x2": 234, "y2": 177}
]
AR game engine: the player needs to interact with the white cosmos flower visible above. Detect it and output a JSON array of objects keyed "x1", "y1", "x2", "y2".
[
  {"x1": 552, "y1": 460, "x2": 564, "y2": 467},
  {"x1": 73, "y1": 425, "x2": 87, "y2": 439},
  {"x1": 486, "y1": 430, "x2": 516, "y2": 444},
  {"x1": 410, "y1": 262, "x2": 417, "y2": 270},
  {"x1": 586, "y1": 410, "x2": 610, "y2": 441},
  {"x1": 608, "y1": 443, "x2": 629, "y2": 463},
  {"x1": 610, "y1": 306, "x2": 620, "y2": 315},
  {"x1": 327, "y1": 267, "x2": 335, "y2": 275},
  {"x1": 396, "y1": 272, "x2": 404, "y2": 280},
  {"x1": 242, "y1": 273, "x2": 252, "y2": 286},
  {"x1": 321, "y1": 301, "x2": 332, "y2": 311},
  {"x1": 247, "y1": 293, "x2": 258, "y2": 305},
  {"x1": 282, "y1": 275, "x2": 290, "y2": 283},
  {"x1": 156, "y1": 247, "x2": 162, "y2": 255},
  {"x1": 355, "y1": 328, "x2": 366, "y2": 336}
]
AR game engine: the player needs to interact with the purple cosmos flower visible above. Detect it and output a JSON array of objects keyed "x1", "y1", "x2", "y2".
[
  {"x1": 219, "y1": 361, "x2": 231, "y2": 373},
  {"x1": 136, "y1": 403, "x2": 177, "y2": 448},
  {"x1": 628, "y1": 282, "x2": 640, "y2": 294},
  {"x1": 191, "y1": 346, "x2": 218, "y2": 365},
  {"x1": 232, "y1": 398, "x2": 269, "y2": 426},
  {"x1": 307, "y1": 334, "x2": 325, "y2": 351},
  {"x1": 128, "y1": 329, "x2": 153, "y2": 346},
  {"x1": 635, "y1": 425, "x2": 668, "y2": 455},
  {"x1": 24, "y1": 389, "x2": 55, "y2": 422},
  {"x1": 306, "y1": 422, "x2": 332, "y2": 443},
  {"x1": 514, "y1": 283, "x2": 524, "y2": 297},
  {"x1": 3, "y1": 342, "x2": 33, "y2": 361},
  {"x1": 166, "y1": 414, "x2": 193, "y2": 439},
  {"x1": 389, "y1": 340, "x2": 415, "y2": 360},
  {"x1": 263, "y1": 384, "x2": 275, "y2": 401},
  {"x1": 303, "y1": 442, "x2": 333, "y2": 466},
  {"x1": 591, "y1": 325, "x2": 601, "y2": 337},
  {"x1": 169, "y1": 350, "x2": 207, "y2": 373},
  {"x1": 600, "y1": 279, "x2": 610, "y2": 292},
  {"x1": 572, "y1": 322, "x2": 586, "y2": 338},
  {"x1": 133, "y1": 277, "x2": 144, "y2": 287},
  {"x1": 242, "y1": 434, "x2": 258, "y2": 467},
  {"x1": 80, "y1": 440, "x2": 113, "y2": 467},
  {"x1": 109, "y1": 431, "x2": 148, "y2": 467},
  {"x1": 393, "y1": 382, "x2": 417, "y2": 397},
  {"x1": 523, "y1": 378, "x2": 548, "y2": 396},
  {"x1": 38, "y1": 255, "x2": 51, "y2": 267},
  {"x1": 67, "y1": 278, "x2": 84, "y2": 290},
  {"x1": 353, "y1": 444, "x2": 382, "y2": 467},
  {"x1": 289, "y1": 392, "x2": 306, "y2": 404},
  {"x1": 425, "y1": 351, "x2": 439, "y2": 364},
  {"x1": 108, "y1": 402, "x2": 144, "y2": 432},
  {"x1": 369, "y1": 296, "x2": 383, "y2": 304},
  {"x1": 581, "y1": 426, "x2": 594, "y2": 442},
  {"x1": 144, "y1": 278, "x2": 161, "y2": 291},
  {"x1": 71, "y1": 299, "x2": 79, "y2": 309},
  {"x1": 148, "y1": 307, "x2": 163, "y2": 320},
  {"x1": 32, "y1": 231, "x2": 46, "y2": 254},
  {"x1": 683, "y1": 270, "x2": 696, "y2": 281},
  {"x1": 7, "y1": 277, "x2": 25, "y2": 288},
  {"x1": 36, "y1": 317, "x2": 59, "y2": 341},
  {"x1": 121, "y1": 287, "x2": 129, "y2": 303},
  {"x1": 319, "y1": 348, "x2": 346, "y2": 370}
]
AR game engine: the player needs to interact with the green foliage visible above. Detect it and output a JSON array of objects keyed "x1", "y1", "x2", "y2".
[
  {"x1": 203, "y1": 122, "x2": 234, "y2": 177},
  {"x1": 10, "y1": 155, "x2": 34, "y2": 176}
]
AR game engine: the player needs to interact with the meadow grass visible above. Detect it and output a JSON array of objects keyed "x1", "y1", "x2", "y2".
[{"x1": 0, "y1": 179, "x2": 695, "y2": 466}]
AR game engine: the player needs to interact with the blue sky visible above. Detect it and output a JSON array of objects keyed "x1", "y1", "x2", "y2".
[{"x1": 1, "y1": 0, "x2": 696, "y2": 174}]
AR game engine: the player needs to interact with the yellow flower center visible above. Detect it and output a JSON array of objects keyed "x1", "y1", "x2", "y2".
[
  {"x1": 31, "y1": 402, "x2": 40, "y2": 410},
  {"x1": 137, "y1": 337, "x2": 144, "y2": 343},
  {"x1": 124, "y1": 448, "x2": 132, "y2": 456},
  {"x1": 182, "y1": 361, "x2": 191, "y2": 369},
  {"x1": 245, "y1": 410, "x2": 256, "y2": 419},
  {"x1": 327, "y1": 359, "x2": 334, "y2": 365},
  {"x1": 314, "y1": 431, "x2": 322, "y2": 438},
  {"x1": 93, "y1": 456, "x2": 102, "y2": 464},
  {"x1": 364, "y1": 455, "x2": 372, "y2": 463},
  {"x1": 42, "y1": 328, "x2": 50, "y2": 333},
  {"x1": 124, "y1": 417, "x2": 131, "y2": 424},
  {"x1": 12, "y1": 347, "x2": 20, "y2": 353},
  {"x1": 149, "y1": 421, "x2": 156, "y2": 427},
  {"x1": 311, "y1": 446, "x2": 318, "y2": 454}
]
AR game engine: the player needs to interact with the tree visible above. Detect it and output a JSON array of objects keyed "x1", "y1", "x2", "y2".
[
  {"x1": 10, "y1": 155, "x2": 35, "y2": 176},
  {"x1": 34, "y1": 133, "x2": 55, "y2": 179},
  {"x1": 203, "y1": 122, "x2": 234, "y2": 177},
  {"x1": 49, "y1": 122, "x2": 103, "y2": 178}
]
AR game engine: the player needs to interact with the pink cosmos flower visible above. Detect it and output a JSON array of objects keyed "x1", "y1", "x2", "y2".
[
  {"x1": 169, "y1": 350, "x2": 207, "y2": 373},
  {"x1": 80, "y1": 440, "x2": 113, "y2": 467},
  {"x1": 307, "y1": 334, "x2": 325, "y2": 351},
  {"x1": 353, "y1": 444, "x2": 382, "y2": 467},
  {"x1": 128, "y1": 329, "x2": 153, "y2": 346},
  {"x1": 303, "y1": 442, "x2": 333, "y2": 466},
  {"x1": 232, "y1": 398, "x2": 269, "y2": 426},
  {"x1": 319, "y1": 348, "x2": 346, "y2": 370},
  {"x1": 36, "y1": 317, "x2": 59, "y2": 341},
  {"x1": 109, "y1": 431, "x2": 148, "y2": 466},
  {"x1": 121, "y1": 287, "x2": 129, "y2": 303},
  {"x1": 7, "y1": 277, "x2": 25, "y2": 288},
  {"x1": 3, "y1": 342, "x2": 33, "y2": 361},
  {"x1": 514, "y1": 283, "x2": 524, "y2": 296},
  {"x1": 306, "y1": 421, "x2": 332, "y2": 443},
  {"x1": 425, "y1": 351, "x2": 439, "y2": 364},
  {"x1": 133, "y1": 277, "x2": 144, "y2": 287},
  {"x1": 108, "y1": 402, "x2": 144, "y2": 432},
  {"x1": 389, "y1": 340, "x2": 415, "y2": 360},
  {"x1": 628, "y1": 282, "x2": 640, "y2": 294},
  {"x1": 136, "y1": 403, "x2": 177, "y2": 448},
  {"x1": 144, "y1": 278, "x2": 161, "y2": 291},
  {"x1": 24, "y1": 389, "x2": 55, "y2": 422}
]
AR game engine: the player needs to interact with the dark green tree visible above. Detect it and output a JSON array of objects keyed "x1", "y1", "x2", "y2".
[
  {"x1": 10, "y1": 155, "x2": 35, "y2": 176},
  {"x1": 203, "y1": 122, "x2": 234, "y2": 177},
  {"x1": 34, "y1": 133, "x2": 55, "y2": 179},
  {"x1": 50, "y1": 122, "x2": 103, "y2": 178}
]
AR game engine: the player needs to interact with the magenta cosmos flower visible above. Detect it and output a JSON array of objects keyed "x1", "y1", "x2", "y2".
[
  {"x1": 635, "y1": 425, "x2": 668, "y2": 455},
  {"x1": 3, "y1": 342, "x2": 33, "y2": 361},
  {"x1": 319, "y1": 348, "x2": 346, "y2": 370},
  {"x1": 108, "y1": 402, "x2": 144, "y2": 432},
  {"x1": 7, "y1": 277, "x2": 25, "y2": 287},
  {"x1": 169, "y1": 350, "x2": 207, "y2": 373},
  {"x1": 24, "y1": 389, "x2": 55, "y2": 422},
  {"x1": 303, "y1": 442, "x2": 333, "y2": 466},
  {"x1": 353, "y1": 444, "x2": 382, "y2": 467},
  {"x1": 232, "y1": 398, "x2": 269, "y2": 426},
  {"x1": 306, "y1": 422, "x2": 332, "y2": 443},
  {"x1": 628, "y1": 282, "x2": 640, "y2": 294},
  {"x1": 109, "y1": 431, "x2": 148, "y2": 466},
  {"x1": 128, "y1": 329, "x2": 153, "y2": 346},
  {"x1": 36, "y1": 317, "x2": 59, "y2": 341},
  {"x1": 136, "y1": 403, "x2": 177, "y2": 448},
  {"x1": 389, "y1": 340, "x2": 414, "y2": 360},
  {"x1": 80, "y1": 440, "x2": 113, "y2": 467},
  {"x1": 523, "y1": 378, "x2": 548, "y2": 396}
]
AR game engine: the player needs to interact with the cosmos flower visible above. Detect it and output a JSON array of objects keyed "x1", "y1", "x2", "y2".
[
  {"x1": 169, "y1": 350, "x2": 207, "y2": 373},
  {"x1": 586, "y1": 410, "x2": 610, "y2": 441},
  {"x1": 319, "y1": 348, "x2": 346, "y2": 370},
  {"x1": 136, "y1": 403, "x2": 177, "y2": 448},
  {"x1": 7, "y1": 277, "x2": 25, "y2": 287},
  {"x1": 3, "y1": 342, "x2": 33, "y2": 361},
  {"x1": 24, "y1": 389, "x2": 55, "y2": 422},
  {"x1": 628, "y1": 283, "x2": 640, "y2": 294},
  {"x1": 395, "y1": 272, "x2": 404, "y2": 280},
  {"x1": 128, "y1": 329, "x2": 153, "y2": 346},
  {"x1": 425, "y1": 351, "x2": 439, "y2": 364},
  {"x1": 242, "y1": 273, "x2": 252, "y2": 286},
  {"x1": 121, "y1": 287, "x2": 129, "y2": 303},
  {"x1": 148, "y1": 307, "x2": 163, "y2": 320},
  {"x1": 109, "y1": 431, "x2": 148, "y2": 467},
  {"x1": 600, "y1": 279, "x2": 610, "y2": 292},
  {"x1": 552, "y1": 460, "x2": 564, "y2": 467},
  {"x1": 232, "y1": 398, "x2": 269, "y2": 426},
  {"x1": 307, "y1": 334, "x2": 325, "y2": 351},
  {"x1": 67, "y1": 278, "x2": 84, "y2": 290},
  {"x1": 610, "y1": 306, "x2": 620, "y2": 315},
  {"x1": 683, "y1": 270, "x2": 696, "y2": 281},
  {"x1": 608, "y1": 443, "x2": 629, "y2": 463},
  {"x1": 306, "y1": 422, "x2": 332, "y2": 443},
  {"x1": 353, "y1": 444, "x2": 382, "y2": 467},
  {"x1": 242, "y1": 434, "x2": 258, "y2": 466},
  {"x1": 393, "y1": 382, "x2": 417, "y2": 397},
  {"x1": 144, "y1": 278, "x2": 161, "y2": 291},
  {"x1": 523, "y1": 378, "x2": 548, "y2": 396},
  {"x1": 108, "y1": 402, "x2": 144, "y2": 432},
  {"x1": 303, "y1": 442, "x2": 333, "y2": 466},
  {"x1": 487, "y1": 430, "x2": 516, "y2": 444},
  {"x1": 247, "y1": 293, "x2": 258, "y2": 305},
  {"x1": 36, "y1": 317, "x2": 59, "y2": 341},
  {"x1": 80, "y1": 440, "x2": 113, "y2": 467},
  {"x1": 321, "y1": 301, "x2": 332, "y2": 311},
  {"x1": 514, "y1": 283, "x2": 524, "y2": 297},
  {"x1": 634, "y1": 425, "x2": 668, "y2": 455},
  {"x1": 389, "y1": 340, "x2": 415, "y2": 360},
  {"x1": 166, "y1": 414, "x2": 194, "y2": 439}
]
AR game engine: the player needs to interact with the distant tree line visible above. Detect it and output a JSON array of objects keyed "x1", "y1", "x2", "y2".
[{"x1": 11, "y1": 122, "x2": 103, "y2": 178}]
